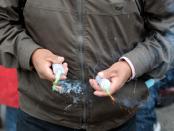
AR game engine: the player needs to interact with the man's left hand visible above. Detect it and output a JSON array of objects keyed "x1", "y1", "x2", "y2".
[{"x1": 89, "y1": 61, "x2": 132, "y2": 97}]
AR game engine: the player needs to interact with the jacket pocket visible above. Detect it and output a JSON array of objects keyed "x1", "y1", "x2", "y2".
[
  {"x1": 24, "y1": 0, "x2": 66, "y2": 11},
  {"x1": 108, "y1": 0, "x2": 139, "y2": 15},
  {"x1": 86, "y1": 0, "x2": 139, "y2": 16}
]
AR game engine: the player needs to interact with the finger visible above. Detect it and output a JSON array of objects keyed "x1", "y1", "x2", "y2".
[
  {"x1": 98, "y1": 64, "x2": 119, "y2": 79},
  {"x1": 60, "y1": 75, "x2": 67, "y2": 80},
  {"x1": 39, "y1": 63, "x2": 55, "y2": 81},
  {"x1": 39, "y1": 71, "x2": 55, "y2": 81},
  {"x1": 89, "y1": 79, "x2": 102, "y2": 91},
  {"x1": 59, "y1": 62, "x2": 68, "y2": 80},
  {"x1": 47, "y1": 56, "x2": 65, "y2": 64},
  {"x1": 57, "y1": 56, "x2": 65, "y2": 63},
  {"x1": 98, "y1": 69, "x2": 112, "y2": 79},
  {"x1": 54, "y1": 86, "x2": 62, "y2": 92},
  {"x1": 93, "y1": 90, "x2": 108, "y2": 97},
  {"x1": 62, "y1": 62, "x2": 68, "y2": 76}
]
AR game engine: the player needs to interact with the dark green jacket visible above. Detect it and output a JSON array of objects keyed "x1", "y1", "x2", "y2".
[{"x1": 0, "y1": 0, "x2": 174, "y2": 130}]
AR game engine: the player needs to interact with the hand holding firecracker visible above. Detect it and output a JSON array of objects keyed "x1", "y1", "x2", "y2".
[
  {"x1": 89, "y1": 61, "x2": 132, "y2": 102},
  {"x1": 95, "y1": 75, "x2": 115, "y2": 102},
  {"x1": 31, "y1": 49, "x2": 68, "y2": 82}
]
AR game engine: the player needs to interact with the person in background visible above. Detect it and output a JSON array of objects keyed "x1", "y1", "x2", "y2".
[
  {"x1": 136, "y1": 68, "x2": 174, "y2": 131},
  {"x1": 136, "y1": 27, "x2": 174, "y2": 131},
  {"x1": 0, "y1": 107, "x2": 2, "y2": 129},
  {"x1": 5, "y1": 107, "x2": 18, "y2": 131},
  {"x1": 156, "y1": 69, "x2": 174, "y2": 107},
  {"x1": 0, "y1": 1, "x2": 174, "y2": 131},
  {"x1": 136, "y1": 81, "x2": 160, "y2": 131},
  {"x1": 0, "y1": 66, "x2": 19, "y2": 131}
]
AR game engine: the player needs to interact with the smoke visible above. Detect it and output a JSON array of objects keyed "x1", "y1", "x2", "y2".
[
  {"x1": 165, "y1": 32, "x2": 174, "y2": 45},
  {"x1": 166, "y1": 1, "x2": 174, "y2": 13},
  {"x1": 58, "y1": 79, "x2": 84, "y2": 94}
]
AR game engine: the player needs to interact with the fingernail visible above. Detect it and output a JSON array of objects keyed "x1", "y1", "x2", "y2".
[
  {"x1": 58, "y1": 56, "x2": 64, "y2": 62},
  {"x1": 55, "y1": 86, "x2": 62, "y2": 92},
  {"x1": 98, "y1": 72, "x2": 104, "y2": 77}
]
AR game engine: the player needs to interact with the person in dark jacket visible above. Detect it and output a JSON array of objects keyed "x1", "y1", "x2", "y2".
[
  {"x1": 0, "y1": 0, "x2": 174, "y2": 131},
  {"x1": 0, "y1": 66, "x2": 19, "y2": 131}
]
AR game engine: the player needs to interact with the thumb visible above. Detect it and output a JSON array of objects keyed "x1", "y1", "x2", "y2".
[
  {"x1": 48, "y1": 56, "x2": 65, "y2": 64},
  {"x1": 98, "y1": 69, "x2": 111, "y2": 79}
]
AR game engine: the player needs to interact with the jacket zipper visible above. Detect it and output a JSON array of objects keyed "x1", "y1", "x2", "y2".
[{"x1": 76, "y1": 0, "x2": 87, "y2": 129}]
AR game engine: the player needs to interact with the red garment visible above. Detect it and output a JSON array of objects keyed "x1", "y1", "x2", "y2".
[{"x1": 0, "y1": 66, "x2": 19, "y2": 108}]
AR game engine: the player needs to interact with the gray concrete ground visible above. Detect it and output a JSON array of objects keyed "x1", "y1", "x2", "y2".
[
  {"x1": 0, "y1": 104, "x2": 174, "y2": 131},
  {"x1": 156, "y1": 103, "x2": 174, "y2": 131},
  {"x1": 0, "y1": 106, "x2": 5, "y2": 131}
]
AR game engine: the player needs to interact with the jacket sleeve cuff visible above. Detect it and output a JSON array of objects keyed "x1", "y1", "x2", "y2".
[
  {"x1": 119, "y1": 56, "x2": 136, "y2": 80},
  {"x1": 18, "y1": 38, "x2": 42, "y2": 70},
  {"x1": 122, "y1": 47, "x2": 153, "y2": 78}
]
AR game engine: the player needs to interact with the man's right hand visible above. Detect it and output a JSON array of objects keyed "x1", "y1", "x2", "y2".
[{"x1": 31, "y1": 48, "x2": 68, "y2": 82}]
